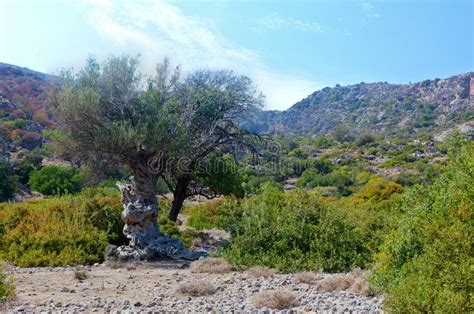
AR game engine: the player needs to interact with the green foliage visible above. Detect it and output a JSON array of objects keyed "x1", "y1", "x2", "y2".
[
  {"x1": 354, "y1": 133, "x2": 376, "y2": 147},
  {"x1": 370, "y1": 141, "x2": 474, "y2": 313},
  {"x1": 13, "y1": 118, "x2": 26, "y2": 129},
  {"x1": 223, "y1": 184, "x2": 368, "y2": 272},
  {"x1": 185, "y1": 197, "x2": 241, "y2": 230},
  {"x1": 313, "y1": 136, "x2": 333, "y2": 149},
  {"x1": 0, "y1": 265, "x2": 14, "y2": 299},
  {"x1": 239, "y1": 166, "x2": 275, "y2": 195},
  {"x1": 0, "y1": 191, "x2": 124, "y2": 267},
  {"x1": 355, "y1": 177, "x2": 403, "y2": 202},
  {"x1": 288, "y1": 148, "x2": 309, "y2": 159},
  {"x1": 195, "y1": 155, "x2": 244, "y2": 198},
  {"x1": 296, "y1": 168, "x2": 353, "y2": 196},
  {"x1": 28, "y1": 165, "x2": 84, "y2": 196},
  {"x1": 332, "y1": 126, "x2": 355, "y2": 143},
  {"x1": 337, "y1": 177, "x2": 404, "y2": 256},
  {"x1": 0, "y1": 160, "x2": 16, "y2": 201}
]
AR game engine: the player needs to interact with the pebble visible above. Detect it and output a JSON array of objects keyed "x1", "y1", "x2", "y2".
[{"x1": 8, "y1": 264, "x2": 384, "y2": 312}]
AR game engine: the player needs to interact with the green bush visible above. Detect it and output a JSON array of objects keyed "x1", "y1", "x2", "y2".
[
  {"x1": 297, "y1": 168, "x2": 353, "y2": 196},
  {"x1": 28, "y1": 165, "x2": 84, "y2": 195},
  {"x1": 0, "y1": 160, "x2": 16, "y2": 201},
  {"x1": 223, "y1": 184, "x2": 368, "y2": 272},
  {"x1": 185, "y1": 197, "x2": 241, "y2": 230},
  {"x1": 0, "y1": 191, "x2": 124, "y2": 267},
  {"x1": 0, "y1": 265, "x2": 14, "y2": 299},
  {"x1": 354, "y1": 133, "x2": 375, "y2": 147},
  {"x1": 370, "y1": 141, "x2": 473, "y2": 313}
]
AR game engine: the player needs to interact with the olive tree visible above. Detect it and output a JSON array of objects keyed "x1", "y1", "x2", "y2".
[
  {"x1": 163, "y1": 70, "x2": 263, "y2": 221},
  {"x1": 53, "y1": 55, "x2": 262, "y2": 260}
]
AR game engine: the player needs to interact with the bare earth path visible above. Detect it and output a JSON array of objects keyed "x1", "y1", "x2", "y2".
[{"x1": 3, "y1": 261, "x2": 384, "y2": 313}]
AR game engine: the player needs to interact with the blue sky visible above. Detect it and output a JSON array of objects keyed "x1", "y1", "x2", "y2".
[{"x1": 0, "y1": 0, "x2": 472, "y2": 110}]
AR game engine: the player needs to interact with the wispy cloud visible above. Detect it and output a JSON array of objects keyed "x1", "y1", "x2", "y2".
[
  {"x1": 360, "y1": 1, "x2": 382, "y2": 18},
  {"x1": 82, "y1": 0, "x2": 323, "y2": 110},
  {"x1": 257, "y1": 13, "x2": 326, "y2": 33}
]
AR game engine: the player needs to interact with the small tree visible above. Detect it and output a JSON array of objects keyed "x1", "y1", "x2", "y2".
[{"x1": 162, "y1": 70, "x2": 263, "y2": 221}]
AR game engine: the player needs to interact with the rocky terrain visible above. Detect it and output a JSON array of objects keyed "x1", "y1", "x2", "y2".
[
  {"x1": 0, "y1": 63, "x2": 56, "y2": 159},
  {"x1": 3, "y1": 261, "x2": 383, "y2": 313},
  {"x1": 243, "y1": 72, "x2": 473, "y2": 137}
]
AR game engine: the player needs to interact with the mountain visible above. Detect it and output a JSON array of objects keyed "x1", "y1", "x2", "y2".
[
  {"x1": 1, "y1": 62, "x2": 472, "y2": 161},
  {"x1": 243, "y1": 72, "x2": 474, "y2": 138}
]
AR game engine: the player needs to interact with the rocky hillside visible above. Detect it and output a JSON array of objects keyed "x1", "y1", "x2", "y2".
[
  {"x1": 0, "y1": 63, "x2": 56, "y2": 158},
  {"x1": 0, "y1": 62, "x2": 472, "y2": 160},
  {"x1": 243, "y1": 72, "x2": 474, "y2": 138}
]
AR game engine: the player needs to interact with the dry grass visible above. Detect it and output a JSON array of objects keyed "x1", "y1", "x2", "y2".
[
  {"x1": 252, "y1": 290, "x2": 297, "y2": 309},
  {"x1": 191, "y1": 258, "x2": 232, "y2": 274},
  {"x1": 315, "y1": 274, "x2": 354, "y2": 292},
  {"x1": 73, "y1": 269, "x2": 87, "y2": 281},
  {"x1": 247, "y1": 266, "x2": 275, "y2": 278},
  {"x1": 315, "y1": 269, "x2": 373, "y2": 296},
  {"x1": 349, "y1": 276, "x2": 373, "y2": 297},
  {"x1": 178, "y1": 279, "x2": 216, "y2": 296},
  {"x1": 294, "y1": 271, "x2": 318, "y2": 284}
]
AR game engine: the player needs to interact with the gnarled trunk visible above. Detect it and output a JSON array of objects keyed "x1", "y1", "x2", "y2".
[
  {"x1": 120, "y1": 160, "x2": 160, "y2": 248},
  {"x1": 105, "y1": 158, "x2": 204, "y2": 261}
]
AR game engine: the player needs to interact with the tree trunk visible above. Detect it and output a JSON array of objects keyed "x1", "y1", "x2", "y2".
[
  {"x1": 168, "y1": 174, "x2": 192, "y2": 222},
  {"x1": 119, "y1": 160, "x2": 160, "y2": 249},
  {"x1": 105, "y1": 158, "x2": 204, "y2": 261}
]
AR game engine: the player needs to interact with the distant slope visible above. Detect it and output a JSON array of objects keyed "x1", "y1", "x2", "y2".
[
  {"x1": 243, "y1": 72, "x2": 474, "y2": 138},
  {"x1": 0, "y1": 63, "x2": 56, "y2": 157}
]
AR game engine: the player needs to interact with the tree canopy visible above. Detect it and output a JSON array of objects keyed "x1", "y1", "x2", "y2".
[{"x1": 54, "y1": 55, "x2": 263, "y2": 215}]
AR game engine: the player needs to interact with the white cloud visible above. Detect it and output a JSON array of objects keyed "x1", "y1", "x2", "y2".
[
  {"x1": 254, "y1": 70, "x2": 323, "y2": 110},
  {"x1": 257, "y1": 13, "x2": 326, "y2": 33},
  {"x1": 360, "y1": 1, "x2": 382, "y2": 18},
  {"x1": 82, "y1": 0, "x2": 322, "y2": 110}
]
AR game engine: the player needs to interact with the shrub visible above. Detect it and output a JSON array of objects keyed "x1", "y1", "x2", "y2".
[
  {"x1": 185, "y1": 197, "x2": 240, "y2": 231},
  {"x1": 247, "y1": 266, "x2": 275, "y2": 278},
  {"x1": 0, "y1": 191, "x2": 124, "y2": 267},
  {"x1": 354, "y1": 133, "x2": 375, "y2": 147},
  {"x1": 370, "y1": 142, "x2": 473, "y2": 313},
  {"x1": 223, "y1": 184, "x2": 369, "y2": 272},
  {"x1": 13, "y1": 118, "x2": 26, "y2": 129},
  {"x1": 288, "y1": 148, "x2": 309, "y2": 159},
  {"x1": 355, "y1": 177, "x2": 403, "y2": 202},
  {"x1": 315, "y1": 269, "x2": 372, "y2": 296},
  {"x1": 296, "y1": 168, "x2": 353, "y2": 196},
  {"x1": 313, "y1": 136, "x2": 333, "y2": 149},
  {"x1": 295, "y1": 271, "x2": 318, "y2": 284},
  {"x1": 0, "y1": 265, "x2": 14, "y2": 299},
  {"x1": 0, "y1": 160, "x2": 16, "y2": 201},
  {"x1": 178, "y1": 279, "x2": 216, "y2": 296},
  {"x1": 73, "y1": 269, "x2": 88, "y2": 280},
  {"x1": 28, "y1": 165, "x2": 84, "y2": 195},
  {"x1": 191, "y1": 258, "x2": 232, "y2": 274},
  {"x1": 252, "y1": 290, "x2": 297, "y2": 310}
]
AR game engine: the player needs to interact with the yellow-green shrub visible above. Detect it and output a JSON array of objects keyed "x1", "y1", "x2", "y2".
[
  {"x1": 0, "y1": 190, "x2": 123, "y2": 267},
  {"x1": 370, "y1": 141, "x2": 473, "y2": 312},
  {"x1": 185, "y1": 197, "x2": 241, "y2": 230}
]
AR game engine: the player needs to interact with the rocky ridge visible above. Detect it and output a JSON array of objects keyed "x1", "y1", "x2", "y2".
[{"x1": 243, "y1": 72, "x2": 473, "y2": 138}]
